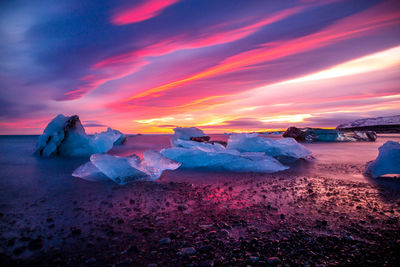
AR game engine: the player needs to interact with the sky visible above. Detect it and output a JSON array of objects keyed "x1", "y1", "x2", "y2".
[{"x1": 0, "y1": 0, "x2": 399, "y2": 134}]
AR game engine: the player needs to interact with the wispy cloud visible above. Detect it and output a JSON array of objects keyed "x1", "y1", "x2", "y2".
[{"x1": 111, "y1": 0, "x2": 180, "y2": 25}]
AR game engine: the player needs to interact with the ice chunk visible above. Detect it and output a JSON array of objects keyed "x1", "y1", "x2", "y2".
[
  {"x1": 72, "y1": 151, "x2": 181, "y2": 185},
  {"x1": 36, "y1": 114, "x2": 84, "y2": 157},
  {"x1": 103, "y1": 127, "x2": 127, "y2": 145},
  {"x1": 171, "y1": 127, "x2": 206, "y2": 146},
  {"x1": 365, "y1": 141, "x2": 400, "y2": 178},
  {"x1": 161, "y1": 147, "x2": 288, "y2": 173},
  {"x1": 72, "y1": 161, "x2": 109, "y2": 182},
  {"x1": 35, "y1": 114, "x2": 126, "y2": 157},
  {"x1": 173, "y1": 138, "x2": 226, "y2": 152},
  {"x1": 141, "y1": 150, "x2": 182, "y2": 179},
  {"x1": 226, "y1": 133, "x2": 311, "y2": 159},
  {"x1": 89, "y1": 154, "x2": 149, "y2": 185}
]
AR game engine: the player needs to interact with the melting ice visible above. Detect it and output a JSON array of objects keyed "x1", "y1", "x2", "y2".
[
  {"x1": 161, "y1": 127, "x2": 311, "y2": 173},
  {"x1": 365, "y1": 141, "x2": 400, "y2": 178},
  {"x1": 35, "y1": 114, "x2": 126, "y2": 157},
  {"x1": 73, "y1": 151, "x2": 181, "y2": 185}
]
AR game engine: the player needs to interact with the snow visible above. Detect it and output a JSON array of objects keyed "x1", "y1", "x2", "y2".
[
  {"x1": 171, "y1": 127, "x2": 206, "y2": 146},
  {"x1": 338, "y1": 115, "x2": 400, "y2": 128},
  {"x1": 365, "y1": 141, "x2": 400, "y2": 178},
  {"x1": 73, "y1": 151, "x2": 181, "y2": 185},
  {"x1": 35, "y1": 114, "x2": 126, "y2": 157},
  {"x1": 226, "y1": 133, "x2": 311, "y2": 159}
]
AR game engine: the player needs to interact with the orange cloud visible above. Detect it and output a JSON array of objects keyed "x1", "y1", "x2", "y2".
[
  {"x1": 64, "y1": 6, "x2": 309, "y2": 100},
  {"x1": 119, "y1": 4, "x2": 400, "y2": 103}
]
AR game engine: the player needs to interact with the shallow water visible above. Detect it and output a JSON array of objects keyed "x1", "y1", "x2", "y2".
[
  {"x1": 0, "y1": 134, "x2": 399, "y2": 264},
  {"x1": 0, "y1": 134, "x2": 398, "y2": 204}
]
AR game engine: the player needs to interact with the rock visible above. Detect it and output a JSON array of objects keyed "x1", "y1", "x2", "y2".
[
  {"x1": 177, "y1": 204, "x2": 188, "y2": 211},
  {"x1": 71, "y1": 227, "x2": 82, "y2": 236},
  {"x1": 85, "y1": 257, "x2": 96, "y2": 264},
  {"x1": 200, "y1": 260, "x2": 214, "y2": 267},
  {"x1": 283, "y1": 127, "x2": 307, "y2": 142},
  {"x1": 283, "y1": 126, "x2": 377, "y2": 142},
  {"x1": 190, "y1": 136, "x2": 211, "y2": 142},
  {"x1": 13, "y1": 246, "x2": 26, "y2": 255},
  {"x1": 267, "y1": 257, "x2": 281, "y2": 264},
  {"x1": 180, "y1": 247, "x2": 196, "y2": 255},
  {"x1": 248, "y1": 256, "x2": 259, "y2": 263},
  {"x1": 28, "y1": 238, "x2": 44, "y2": 250},
  {"x1": 159, "y1": 238, "x2": 171, "y2": 245}
]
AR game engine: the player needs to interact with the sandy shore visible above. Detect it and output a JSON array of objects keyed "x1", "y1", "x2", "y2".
[{"x1": 0, "y1": 168, "x2": 399, "y2": 266}]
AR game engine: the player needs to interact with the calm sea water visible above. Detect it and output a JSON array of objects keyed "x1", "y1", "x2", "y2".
[{"x1": 0, "y1": 134, "x2": 399, "y2": 208}]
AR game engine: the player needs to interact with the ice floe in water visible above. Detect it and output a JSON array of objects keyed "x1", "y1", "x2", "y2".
[
  {"x1": 171, "y1": 127, "x2": 207, "y2": 146},
  {"x1": 73, "y1": 151, "x2": 181, "y2": 185},
  {"x1": 365, "y1": 141, "x2": 400, "y2": 178},
  {"x1": 160, "y1": 127, "x2": 311, "y2": 173},
  {"x1": 226, "y1": 133, "x2": 312, "y2": 159},
  {"x1": 35, "y1": 114, "x2": 126, "y2": 157},
  {"x1": 161, "y1": 147, "x2": 288, "y2": 173}
]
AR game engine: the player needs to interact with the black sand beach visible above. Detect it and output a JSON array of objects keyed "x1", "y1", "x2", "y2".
[{"x1": 0, "y1": 135, "x2": 399, "y2": 266}]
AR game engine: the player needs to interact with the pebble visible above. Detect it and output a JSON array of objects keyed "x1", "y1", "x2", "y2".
[
  {"x1": 180, "y1": 247, "x2": 196, "y2": 255},
  {"x1": 267, "y1": 257, "x2": 281, "y2": 264},
  {"x1": 159, "y1": 238, "x2": 171, "y2": 245},
  {"x1": 28, "y1": 238, "x2": 44, "y2": 250}
]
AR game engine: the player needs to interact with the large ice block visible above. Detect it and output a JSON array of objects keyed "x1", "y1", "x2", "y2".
[
  {"x1": 141, "y1": 150, "x2": 182, "y2": 179},
  {"x1": 161, "y1": 147, "x2": 288, "y2": 173},
  {"x1": 365, "y1": 141, "x2": 400, "y2": 178},
  {"x1": 226, "y1": 133, "x2": 311, "y2": 159},
  {"x1": 171, "y1": 127, "x2": 207, "y2": 146},
  {"x1": 72, "y1": 151, "x2": 181, "y2": 185},
  {"x1": 35, "y1": 114, "x2": 126, "y2": 157}
]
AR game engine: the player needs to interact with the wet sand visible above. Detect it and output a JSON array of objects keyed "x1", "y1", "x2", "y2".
[{"x1": 0, "y1": 135, "x2": 399, "y2": 266}]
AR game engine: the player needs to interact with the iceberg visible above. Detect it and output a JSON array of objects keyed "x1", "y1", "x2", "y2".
[
  {"x1": 365, "y1": 141, "x2": 400, "y2": 178},
  {"x1": 72, "y1": 151, "x2": 181, "y2": 185},
  {"x1": 161, "y1": 147, "x2": 288, "y2": 173},
  {"x1": 226, "y1": 133, "x2": 311, "y2": 159},
  {"x1": 160, "y1": 129, "x2": 313, "y2": 173},
  {"x1": 35, "y1": 114, "x2": 126, "y2": 157},
  {"x1": 171, "y1": 127, "x2": 207, "y2": 146}
]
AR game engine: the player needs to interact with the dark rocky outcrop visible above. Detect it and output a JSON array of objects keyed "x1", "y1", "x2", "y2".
[
  {"x1": 190, "y1": 136, "x2": 211, "y2": 142},
  {"x1": 189, "y1": 135, "x2": 227, "y2": 146},
  {"x1": 283, "y1": 127, "x2": 377, "y2": 142},
  {"x1": 282, "y1": 127, "x2": 307, "y2": 142}
]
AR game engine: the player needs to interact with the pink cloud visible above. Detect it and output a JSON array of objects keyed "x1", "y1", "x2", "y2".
[
  {"x1": 117, "y1": 3, "x2": 400, "y2": 104},
  {"x1": 111, "y1": 0, "x2": 180, "y2": 25},
  {"x1": 62, "y1": 6, "x2": 305, "y2": 100}
]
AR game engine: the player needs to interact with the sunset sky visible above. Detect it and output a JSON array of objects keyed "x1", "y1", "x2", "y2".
[{"x1": 1, "y1": 0, "x2": 399, "y2": 134}]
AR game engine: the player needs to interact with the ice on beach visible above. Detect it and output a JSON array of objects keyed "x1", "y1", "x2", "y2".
[
  {"x1": 173, "y1": 138, "x2": 226, "y2": 151},
  {"x1": 226, "y1": 133, "x2": 311, "y2": 159},
  {"x1": 161, "y1": 129, "x2": 311, "y2": 173},
  {"x1": 365, "y1": 141, "x2": 400, "y2": 178},
  {"x1": 35, "y1": 114, "x2": 126, "y2": 157},
  {"x1": 73, "y1": 151, "x2": 181, "y2": 185},
  {"x1": 141, "y1": 150, "x2": 182, "y2": 179},
  {"x1": 171, "y1": 127, "x2": 206, "y2": 146},
  {"x1": 161, "y1": 147, "x2": 288, "y2": 173},
  {"x1": 71, "y1": 161, "x2": 109, "y2": 182}
]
